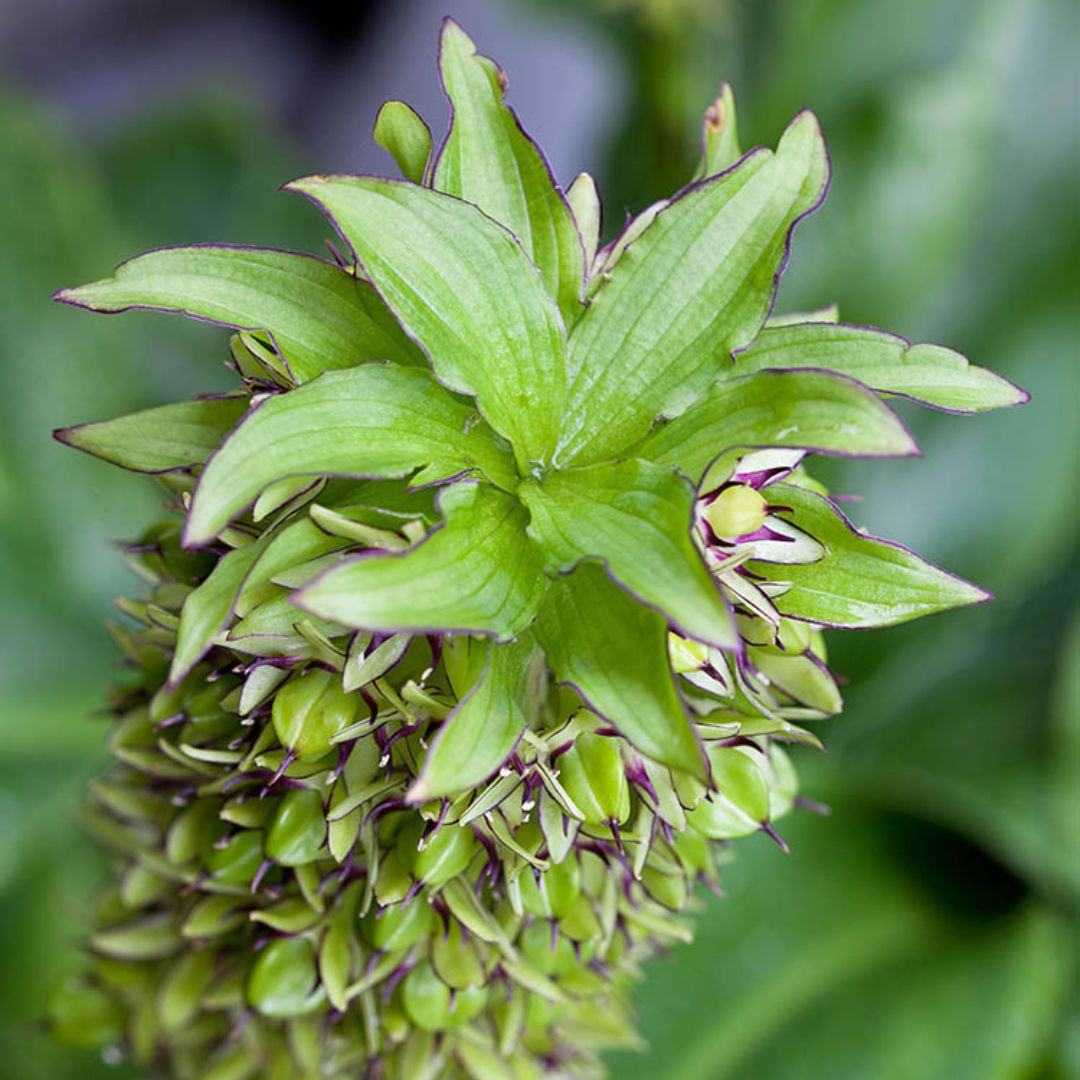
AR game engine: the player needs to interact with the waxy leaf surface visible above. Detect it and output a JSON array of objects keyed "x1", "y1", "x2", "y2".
[
  {"x1": 433, "y1": 19, "x2": 585, "y2": 325},
  {"x1": 520, "y1": 459, "x2": 737, "y2": 650},
  {"x1": 287, "y1": 175, "x2": 567, "y2": 464},
  {"x1": 536, "y1": 563, "x2": 706, "y2": 778},
  {"x1": 185, "y1": 364, "x2": 515, "y2": 545},
  {"x1": 752, "y1": 483, "x2": 990, "y2": 627},
  {"x1": 736, "y1": 322, "x2": 1027, "y2": 413},
  {"x1": 55, "y1": 396, "x2": 246, "y2": 474},
  {"x1": 296, "y1": 482, "x2": 547, "y2": 639},
  {"x1": 556, "y1": 112, "x2": 829, "y2": 465},
  {"x1": 640, "y1": 369, "x2": 917, "y2": 482},
  {"x1": 56, "y1": 246, "x2": 423, "y2": 382},
  {"x1": 410, "y1": 635, "x2": 538, "y2": 801}
]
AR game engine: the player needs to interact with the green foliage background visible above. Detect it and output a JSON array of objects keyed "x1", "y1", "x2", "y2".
[{"x1": 1, "y1": 0, "x2": 1076, "y2": 1076}]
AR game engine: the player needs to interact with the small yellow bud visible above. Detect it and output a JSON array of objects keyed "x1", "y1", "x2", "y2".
[{"x1": 703, "y1": 484, "x2": 768, "y2": 540}]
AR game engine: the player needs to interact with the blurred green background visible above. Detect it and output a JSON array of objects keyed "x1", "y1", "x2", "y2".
[{"x1": 1, "y1": 0, "x2": 1076, "y2": 1077}]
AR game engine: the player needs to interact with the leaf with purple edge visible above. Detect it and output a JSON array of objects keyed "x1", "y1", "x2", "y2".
[
  {"x1": 556, "y1": 110, "x2": 830, "y2": 466},
  {"x1": 409, "y1": 634, "x2": 538, "y2": 802},
  {"x1": 284, "y1": 174, "x2": 567, "y2": 466},
  {"x1": 519, "y1": 458, "x2": 738, "y2": 651},
  {"x1": 638, "y1": 368, "x2": 918, "y2": 483},
  {"x1": 184, "y1": 364, "x2": 516, "y2": 546},
  {"x1": 55, "y1": 245, "x2": 423, "y2": 383},
  {"x1": 735, "y1": 321, "x2": 1028, "y2": 413},
  {"x1": 294, "y1": 482, "x2": 547, "y2": 641},
  {"x1": 373, "y1": 100, "x2": 432, "y2": 184},
  {"x1": 535, "y1": 562, "x2": 707, "y2": 780},
  {"x1": 750, "y1": 483, "x2": 991, "y2": 627},
  {"x1": 54, "y1": 396, "x2": 247, "y2": 474},
  {"x1": 432, "y1": 18, "x2": 585, "y2": 326}
]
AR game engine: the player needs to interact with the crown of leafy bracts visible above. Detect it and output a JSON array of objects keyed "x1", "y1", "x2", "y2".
[{"x1": 51, "y1": 18, "x2": 1025, "y2": 1080}]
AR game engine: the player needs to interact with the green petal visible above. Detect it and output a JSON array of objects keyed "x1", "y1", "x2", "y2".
[
  {"x1": 639, "y1": 369, "x2": 918, "y2": 482},
  {"x1": 286, "y1": 175, "x2": 567, "y2": 466},
  {"x1": 55, "y1": 396, "x2": 246, "y2": 474},
  {"x1": 735, "y1": 322, "x2": 1029, "y2": 414},
  {"x1": 433, "y1": 19, "x2": 585, "y2": 326},
  {"x1": 751, "y1": 483, "x2": 991, "y2": 627},
  {"x1": 55, "y1": 245, "x2": 423, "y2": 382},
  {"x1": 373, "y1": 100, "x2": 432, "y2": 184},
  {"x1": 184, "y1": 364, "x2": 515, "y2": 545},
  {"x1": 535, "y1": 563, "x2": 706, "y2": 779},
  {"x1": 557, "y1": 110, "x2": 829, "y2": 465},
  {"x1": 295, "y1": 482, "x2": 547, "y2": 640},
  {"x1": 520, "y1": 458, "x2": 738, "y2": 650},
  {"x1": 409, "y1": 635, "x2": 539, "y2": 801}
]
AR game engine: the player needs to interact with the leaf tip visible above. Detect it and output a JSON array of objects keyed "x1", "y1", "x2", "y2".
[
  {"x1": 404, "y1": 778, "x2": 430, "y2": 804},
  {"x1": 281, "y1": 175, "x2": 330, "y2": 197},
  {"x1": 52, "y1": 424, "x2": 77, "y2": 448}
]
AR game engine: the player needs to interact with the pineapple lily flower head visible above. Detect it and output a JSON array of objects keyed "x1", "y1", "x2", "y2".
[{"x1": 49, "y1": 18, "x2": 1026, "y2": 1080}]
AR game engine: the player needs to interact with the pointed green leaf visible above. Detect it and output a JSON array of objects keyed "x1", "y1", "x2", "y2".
[
  {"x1": 373, "y1": 100, "x2": 432, "y2": 183},
  {"x1": 55, "y1": 396, "x2": 246, "y2": 474},
  {"x1": 235, "y1": 518, "x2": 350, "y2": 618},
  {"x1": 735, "y1": 322, "x2": 1028, "y2": 413},
  {"x1": 55, "y1": 246, "x2": 423, "y2": 382},
  {"x1": 567, "y1": 172, "x2": 601, "y2": 269},
  {"x1": 536, "y1": 564, "x2": 705, "y2": 778},
  {"x1": 696, "y1": 82, "x2": 742, "y2": 178},
  {"x1": 286, "y1": 175, "x2": 566, "y2": 465},
  {"x1": 295, "y1": 482, "x2": 547, "y2": 640},
  {"x1": 169, "y1": 534, "x2": 269, "y2": 684},
  {"x1": 639, "y1": 369, "x2": 918, "y2": 482},
  {"x1": 557, "y1": 111, "x2": 829, "y2": 465},
  {"x1": 520, "y1": 459, "x2": 737, "y2": 650},
  {"x1": 409, "y1": 635, "x2": 538, "y2": 801},
  {"x1": 432, "y1": 19, "x2": 585, "y2": 325},
  {"x1": 184, "y1": 364, "x2": 515, "y2": 545},
  {"x1": 750, "y1": 483, "x2": 990, "y2": 627}
]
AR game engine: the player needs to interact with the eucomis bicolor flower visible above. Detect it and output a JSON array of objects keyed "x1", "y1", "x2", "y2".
[{"x1": 48, "y1": 19, "x2": 1025, "y2": 1080}]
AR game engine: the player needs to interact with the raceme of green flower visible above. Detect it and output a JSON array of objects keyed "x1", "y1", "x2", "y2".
[{"x1": 49, "y1": 18, "x2": 1025, "y2": 1080}]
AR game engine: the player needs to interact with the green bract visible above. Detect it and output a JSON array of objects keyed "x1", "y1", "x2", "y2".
[{"x1": 50, "y1": 19, "x2": 1024, "y2": 1080}]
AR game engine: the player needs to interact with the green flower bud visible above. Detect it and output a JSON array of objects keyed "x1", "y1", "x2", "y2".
[
  {"x1": 247, "y1": 937, "x2": 324, "y2": 1019},
  {"x1": 266, "y1": 789, "x2": 326, "y2": 866},
  {"x1": 413, "y1": 824, "x2": 477, "y2": 887},
  {"x1": 364, "y1": 899, "x2": 434, "y2": 952},
  {"x1": 205, "y1": 829, "x2": 264, "y2": 883},
  {"x1": 556, "y1": 732, "x2": 630, "y2": 827},
  {"x1": 272, "y1": 668, "x2": 358, "y2": 760},
  {"x1": 687, "y1": 747, "x2": 771, "y2": 840},
  {"x1": 156, "y1": 950, "x2": 217, "y2": 1032},
  {"x1": 401, "y1": 962, "x2": 451, "y2": 1032},
  {"x1": 703, "y1": 484, "x2": 768, "y2": 539},
  {"x1": 431, "y1": 919, "x2": 486, "y2": 989}
]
